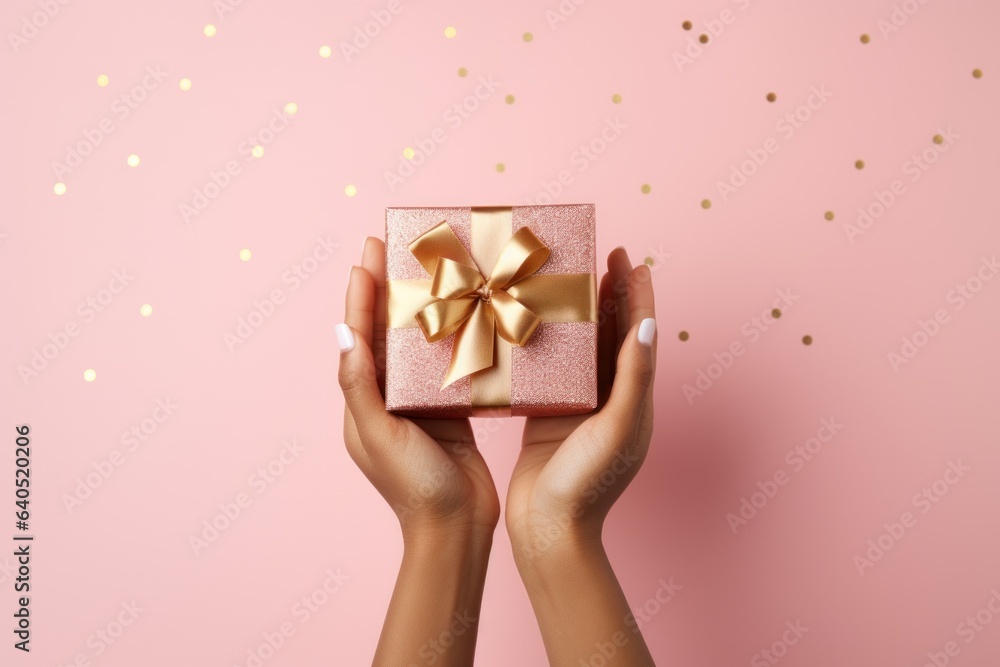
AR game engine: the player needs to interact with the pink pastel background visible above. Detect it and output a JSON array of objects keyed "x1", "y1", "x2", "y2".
[{"x1": 4, "y1": 0, "x2": 999, "y2": 665}]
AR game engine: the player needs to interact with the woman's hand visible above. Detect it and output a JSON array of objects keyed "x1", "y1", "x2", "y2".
[
  {"x1": 506, "y1": 246, "x2": 657, "y2": 552},
  {"x1": 338, "y1": 237, "x2": 500, "y2": 537},
  {"x1": 505, "y1": 246, "x2": 657, "y2": 666}
]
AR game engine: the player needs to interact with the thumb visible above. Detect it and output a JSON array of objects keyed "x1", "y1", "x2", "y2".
[
  {"x1": 602, "y1": 318, "x2": 656, "y2": 428},
  {"x1": 336, "y1": 323, "x2": 400, "y2": 452}
]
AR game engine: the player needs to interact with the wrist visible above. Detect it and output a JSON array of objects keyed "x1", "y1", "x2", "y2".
[
  {"x1": 396, "y1": 503, "x2": 501, "y2": 542},
  {"x1": 402, "y1": 520, "x2": 496, "y2": 558},
  {"x1": 508, "y1": 513, "x2": 604, "y2": 571}
]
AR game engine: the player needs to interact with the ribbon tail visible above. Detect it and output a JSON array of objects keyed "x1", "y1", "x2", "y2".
[
  {"x1": 442, "y1": 300, "x2": 495, "y2": 389},
  {"x1": 490, "y1": 290, "x2": 541, "y2": 346}
]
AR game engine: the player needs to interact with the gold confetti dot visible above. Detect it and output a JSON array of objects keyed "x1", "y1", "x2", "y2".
[
  {"x1": 641, "y1": 184, "x2": 651, "y2": 194},
  {"x1": 140, "y1": 304, "x2": 153, "y2": 317},
  {"x1": 771, "y1": 308, "x2": 782, "y2": 319},
  {"x1": 179, "y1": 77, "x2": 192, "y2": 91},
  {"x1": 457, "y1": 67, "x2": 468, "y2": 77},
  {"x1": 855, "y1": 160, "x2": 865, "y2": 170},
  {"x1": 682, "y1": 20, "x2": 692, "y2": 30},
  {"x1": 973, "y1": 68, "x2": 983, "y2": 79},
  {"x1": 239, "y1": 248, "x2": 252, "y2": 262},
  {"x1": 701, "y1": 198, "x2": 711, "y2": 209},
  {"x1": 860, "y1": 33, "x2": 870, "y2": 44},
  {"x1": 403, "y1": 147, "x2": 415, "y2": 160},
  {"x1": 522, "y1": 32, "x2": 533, "y2": 42},
  {"x1": 644, "y1": 257, "x2": 654, "y2": 266},
  {"x1": 612, "y1": 93, "x2": 622, "y2": 104},
  {"x1": 203, "y1": 24, "x2": 217, "y2": 37},
  {"x1": 251, "y1": 145, "x2": 264, "y2": 159},
  {"x1": 766, "y1": 92, "x2": 777, "y2": 102},
  {"x1": 126, "y1": 154, "x2": 140, "y2": 168},
  {"x1": 802, "y1": 335, "x2": 813, "y2": 346},
  {"x1": 678, "y1": 331, "x2": 690, "y2": 341},
  {"x1": 933, "y1": 134, "x2": 944, "y2": 145},
  {"x1": 505, "y1": 94, "x2": 515, "y2": 104},
  {"x1": 83, "y1": 368, "x2": 97, "y2": 382},
  {"x1": 699, "y1": 34, "x2": 709, "y2": 44},
  {"x1": 96, "y1": 74, "x2": 109, "y2": 87},
  {"x1": 495, "y1": 163, "x2": 505, "y2": 173},
  {"x1": 444, "y1": 26, "x2": 457, "y2": 39},
  {"x1": 344, "y1": 184, "x2": 357, "y2": 197},
  {"x1": 54, "y1": 182, "x2": 67, "y2": 196},
  {"x1": 319, "y1": 45, "x2": 332, "y2": 59},
  {"x1": 284, "y1": 102, "x2": 298, "y2": 116},
  {"x1": 824, "y1": 211, "x2": 835, "y2": 221}
]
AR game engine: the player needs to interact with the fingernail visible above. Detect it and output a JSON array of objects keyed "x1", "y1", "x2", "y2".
[
  {"x1": 335, "y1": 323, "x2": 355, "y2": 352},
  {"x1": 361, "y1": 237, "x2": 368, "y2": 256},
  {"x1": 638, "y1": 318, "x2": 656, "y2": 347},
  {"x1": 347, "y1": 265, "x2": 354, "y2": 283}
]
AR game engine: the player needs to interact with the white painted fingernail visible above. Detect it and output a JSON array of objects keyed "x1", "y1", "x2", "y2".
[
  {"x1": 638, "y1": 318, "x2": 656, "y2": 347},
  {"x1": 335, "y1": 323, "x2": 355, "y2": 352}
]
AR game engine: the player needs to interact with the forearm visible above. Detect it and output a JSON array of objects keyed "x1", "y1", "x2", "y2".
[
  {"x1": 374, "y1": 525, "x2": 494, "y2": 666},
  {"x1": 512, "y1": 535, "x2": 654, "y2": 666}
]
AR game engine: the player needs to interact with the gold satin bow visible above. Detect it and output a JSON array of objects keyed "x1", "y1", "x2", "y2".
[{"x1": 409, "y1": 221, "x2": 550, "y2": 388}]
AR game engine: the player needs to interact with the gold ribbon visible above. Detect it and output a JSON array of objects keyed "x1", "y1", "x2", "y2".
[{"x1": 387, "y1": 207, "x2": 596, "y2": 411}]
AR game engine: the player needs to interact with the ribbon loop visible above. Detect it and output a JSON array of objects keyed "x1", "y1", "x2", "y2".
[
  {"x1": 414, "y1": 297, "x2": 478, "y2": 343},
  {"x1": 408, "y1": 220, "x2": 478, "y2": 276},
  {"x1": 486, "y1": 227, "x2": 551, "y2": 290},
  {"x1": 430, "y1": 257, "x2": 484, "y2": 300}
]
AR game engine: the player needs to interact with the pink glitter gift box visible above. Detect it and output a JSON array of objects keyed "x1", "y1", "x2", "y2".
[{"x1": 384, "y1": 205, "x2": 598, "y2": 418}]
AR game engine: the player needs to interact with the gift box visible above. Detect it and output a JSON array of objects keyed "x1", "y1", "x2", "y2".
[{"x1": 384, "y1": 205, "x2": 598, "y2": 418}]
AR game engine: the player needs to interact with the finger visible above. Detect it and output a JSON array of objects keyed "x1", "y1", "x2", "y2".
[
  {"x1": 608, "y1": 247, "x2": 633, "y2": 356},
  {"x1": 626, "y1": 263, "x2": 656, "y2": 330},
  {"x1": 361, "y1": 237, "x2": 387, "y2": 391},
  {"x1": 627, "y1": 263, "x2": 658, "y2": 391},
  {"x1": 336, "y1": 323, "x2": 403, "y2": 454},
  {"x1": 345, "y1": 265, "x2": 375, "y2": 352},
  {"x1": 597, "y1": 270, "x2": 617, "y2": 392},
  {"x1": 598, "y1": 318, "x2": 656, "y2": 435}
]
